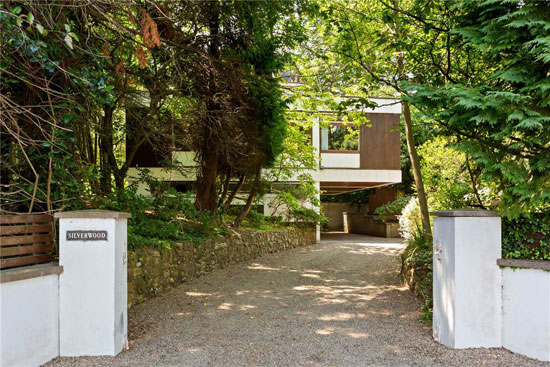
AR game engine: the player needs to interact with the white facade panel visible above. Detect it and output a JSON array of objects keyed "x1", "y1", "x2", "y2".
[
  {"x1": 172, "y1": 151, "x2": 197, "y2": 166},
  {"x1": 366, "y1": 98, "x2": 401, "y2": 114},
  {"x1": 128, "y1": 162, "x2": 401, "y2": 187},
  {"x1": 316, "y1": 169, "x2": 401, "y2": 184},
  {"x1": 127, "y1": 167, "x2": 196, "y2": 182},
  {"x1": 321, "y1": 153, "x2": 360, "y2": 168},
  {"x1": 297, "y1": 97, "x2": 401, "y2": 114}
]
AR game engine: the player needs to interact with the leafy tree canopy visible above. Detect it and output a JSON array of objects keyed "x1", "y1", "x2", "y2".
[{"x1": 407, "y1": 0, "x2": 550, "y2": 215}]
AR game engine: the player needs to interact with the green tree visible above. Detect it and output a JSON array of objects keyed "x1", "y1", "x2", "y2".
[
  {"x1": 408, "y1": 0, "x2": 550, "y2": 215},
  {"x1": 1, "y1": 0, "x2": 313, "y2": 228},
  {"x1": 0, "y1": 0, "x2": 171, "y2": 210},
  {"x1": 178, "y1": 0, "x2": 308, "y2": 216},
  {"x1": 0, "y1": 1, "x2": 111, "y2": 212},
  {"x1": 295, "y1": 0, "x2": 461, "y2": 239},
  {"x1": 417, "y1": 136, "x2": 486, "y2": 211}
]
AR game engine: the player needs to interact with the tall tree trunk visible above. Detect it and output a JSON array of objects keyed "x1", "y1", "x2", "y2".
[
  {"x1": 223, "y1": 173, "x2": 245, "y2": 210},
  {"x1": 465, "y1": 156, "x2": 486, "y2": 209},
  {"x1": 194, "y1": 1, "x2": 221, "y2": 213},
  {"x1": 114, "y1": 169, "x2": 125, "y2": 191},
  {"x1": 392, "y1": 0, "x2": 431, "y2": 239},
  {"x1": 99, "y1": 105, "x2": 115, "y2": 194},
  {"x1": 402, "y1": 101, "x2": 432, "y2": 239},
  {"x1": 101, "y1": 105, "x2": 137, "y2": 194},
  {"x1": 218, "y1": 172, "x2": 231, "y2": 207},
  {"x1": 195, "y1": 146, "x2": 219, "y2": 213},
  {"x1": 233, "y1": 167, "x2": 261, "y2": 228}
]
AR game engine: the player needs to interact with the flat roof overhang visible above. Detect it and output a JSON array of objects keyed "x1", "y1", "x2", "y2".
[
  {"x1": 320, "y1": 181, "x2": 394, "y2": 195},
  {"x1": 127, "y1": 167, "x2": 402, "y2": 196},
  {"x1": 318, "y1": 168, "x2": 401, "y2": 195}
]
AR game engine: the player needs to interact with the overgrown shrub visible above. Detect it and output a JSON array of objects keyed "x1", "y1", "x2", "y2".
[
  {"x1": 224, "y1": 206, "x2": 287, "y2": 232},
  {"x1": 399, "y1": 196, "x2": 433, "y2": 322},
  {"x1": 374, "y1": 195, "x2": 410, "y2": 222},
  {"x1": 267, "y1": 189, "x2": 327, "y2": 226},
  {"x1": 398, "y1": 197, "x2": 423, "y2": 242},
  {"x1": 89, "y1": 170, "x2": 296, "y2": 250},
  {"x1": 92, "y1": 173, "x2": 230, "y2": 250},
  {"x1": 401, "y1": 221, "x2": 433, "y2": 323},
  {"x1": 417, "y1": 137, "x2": 478, "y2": 211}
]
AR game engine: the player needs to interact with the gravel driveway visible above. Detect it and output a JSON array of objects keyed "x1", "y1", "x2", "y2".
[{"x1": 47, "y1": 233, "x2": 548, "y2": 367}]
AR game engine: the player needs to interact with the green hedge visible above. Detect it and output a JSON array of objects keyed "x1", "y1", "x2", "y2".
[{"x1": 502, "y1": 213, "x2": 550, "y2": 261}]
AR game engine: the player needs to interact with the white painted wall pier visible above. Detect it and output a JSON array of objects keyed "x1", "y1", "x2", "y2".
[
  {"x1": 56, "y1": 210, "x2": 130, "y2": 357},
  {"x1": 431, "y1": 209, "x2": 502, "y2": 349}
]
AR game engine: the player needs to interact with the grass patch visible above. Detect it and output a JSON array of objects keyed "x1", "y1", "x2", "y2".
[{"x1": 221, "y1": 209, "x2": 289, "y2": 232}]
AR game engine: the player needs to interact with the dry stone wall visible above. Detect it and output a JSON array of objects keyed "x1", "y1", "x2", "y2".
[{"x1": 127, "y1": 227, "x2": 315, "y2": 307}]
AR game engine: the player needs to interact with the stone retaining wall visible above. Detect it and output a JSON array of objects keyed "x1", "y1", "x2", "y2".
[{"x1": 127, "y1": 227, "x2": 315, "y2": 307}]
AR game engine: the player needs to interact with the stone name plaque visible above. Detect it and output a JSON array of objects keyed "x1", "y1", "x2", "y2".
[{"x1": 66, "y1": 230, "x2": 108, "y2": 241}]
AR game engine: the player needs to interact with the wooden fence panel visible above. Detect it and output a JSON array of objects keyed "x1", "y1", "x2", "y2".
[
  {"x1": 0, "y1": 214, "x2": 52, "y2": 224},
  {"x1": 0, "y1": 214, "x2": 54, "y2": 270},
  {"x1": 0, "y1": 224, "x2": 52, "y2": 235}
]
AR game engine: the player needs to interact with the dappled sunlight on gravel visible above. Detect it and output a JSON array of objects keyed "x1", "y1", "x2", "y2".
[{"x1": 46, "y1": 232, "x2": 549, "y2": 367}]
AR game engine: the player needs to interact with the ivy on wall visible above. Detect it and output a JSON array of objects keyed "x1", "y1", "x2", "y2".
[{"x1": 502, "y1": 213, "x2": 550, "y2": 261}]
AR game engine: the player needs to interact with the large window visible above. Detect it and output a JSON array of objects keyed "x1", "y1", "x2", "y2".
[{"x1": 320, "y1": 123, "x2": 359, "y2": 151}]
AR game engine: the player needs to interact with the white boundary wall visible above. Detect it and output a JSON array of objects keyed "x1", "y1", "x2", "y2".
[
  {"x1": 0, "y1": 210, "x2": 129, "y2": 367},
  {"x1": 500, "y1": 262, "x2": 550, "y2": 361},
  {"x1": 1, "y1": 271, "x2": 60, "y2": 367},
  {"x1": 433, "y1": 210, "x2": 550, "y2": 362},
  {"x1": 320, "y1": 152, "x2": 360, "y2": 168}
]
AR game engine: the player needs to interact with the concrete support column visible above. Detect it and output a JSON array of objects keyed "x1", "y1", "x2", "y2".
[
  {"x1": 343, "y1": 212, "x2": 349, "y2": 233},
  {"x1": 312, "y1": 117, "x2": 320, "y2": 157},
  {"x1": 311, "y1": 117, "x2": 321, "y2": 243},
  {"x1": 55, "y1": 210, "x2": 130, "y2": 357},
  {"x1": 315, "y1": 180, "x2": 321, "y2": 243},
  {"x1": 431, "y1": 209, "x2": 501, "y2": 349}
]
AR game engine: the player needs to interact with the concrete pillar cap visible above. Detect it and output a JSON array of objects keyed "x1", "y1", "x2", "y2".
[
  {"x1": 430, "y1": 209, "x2": 499, "y2": 217},
  {"x1": 54, "y1": 209, "x2": 131, "y2": 219}
]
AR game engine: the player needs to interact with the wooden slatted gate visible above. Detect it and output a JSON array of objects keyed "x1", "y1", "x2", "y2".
[{"x1": 0, "y1": 214, "x2": 55, "y2": 269}]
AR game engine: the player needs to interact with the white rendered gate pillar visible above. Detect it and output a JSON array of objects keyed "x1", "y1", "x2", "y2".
[
  {"x1": 431, "y1": 209, "x2": 501, "y2": 349},
  {"x1": 55, "y1": 210, "x2": 130, "y2": 356}
]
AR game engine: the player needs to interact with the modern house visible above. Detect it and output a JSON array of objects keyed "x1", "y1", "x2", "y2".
[
  {"x1": 126, "y1": 96, "x2": 402, "y2": 240},
  {"x1": 308, "y1": 97, "x2": 401, "y2": 194}
]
